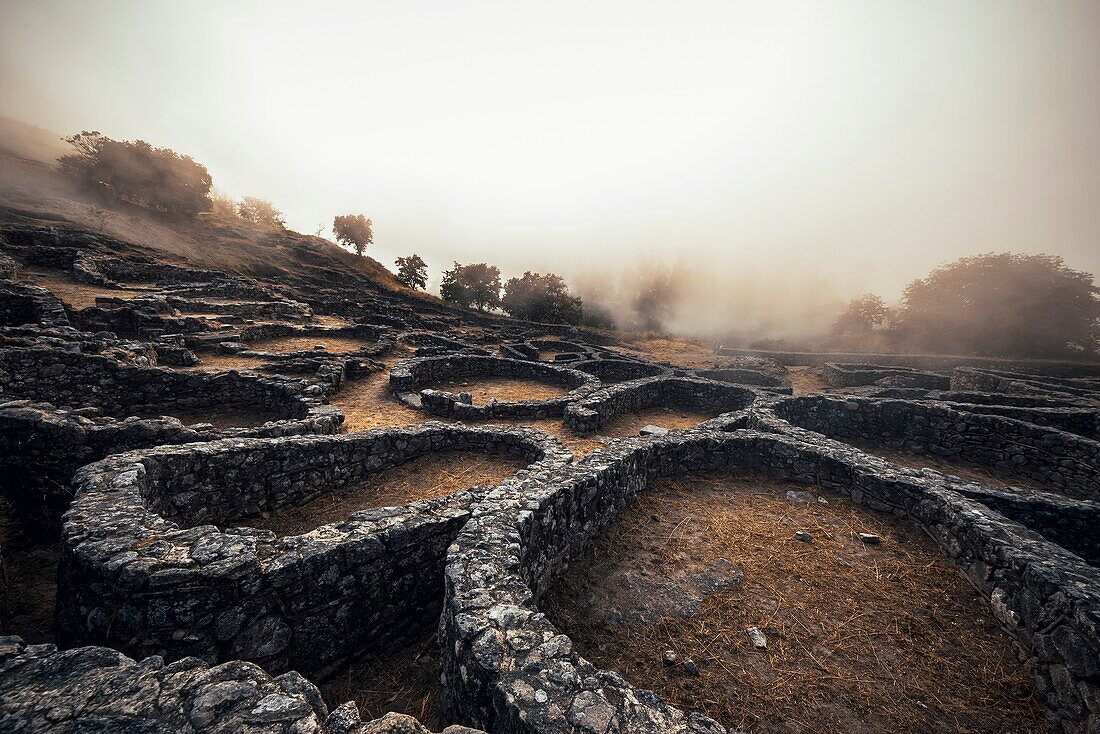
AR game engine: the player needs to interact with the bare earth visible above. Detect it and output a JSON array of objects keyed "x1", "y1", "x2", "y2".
[
  {"x1": 122, "y1": 404, "x2": 282, "y2": 429},
  {"x1": 854, "y1": 443, "x2": 1050, "y2": 492},
  {"x1": 19, "y1": 267, "x2": 147, "y2": 308},
  {"x1": 542, "y1": 473, "x2": 1045, "y2": 734},
  {"x1": 247, "y1": 334, "x2": 377, "y2": 354},
  {"x1": 423, "y1": 376, "x2": 568, "y2": 405}
]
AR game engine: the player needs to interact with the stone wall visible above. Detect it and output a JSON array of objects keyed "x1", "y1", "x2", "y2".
[
  {"x1": 769, "y1": 395, "x2": 1100, "y2": 500},
  {"x1": 952, "y1": 367, "x2": 1100, "y2": 401},
  {"x1": 391, "y1": 355, "x2": 600, "y2": 419},
  {"x1": 821, "y1": 362, "x2": 950, "y2": 389},
  {"x1": 0, "y1": 280, "x2": 69, "y2": 328},
  {"x1": 573, "y1": 358, "x2": 670, "y2": 384},
  {"x1": 57, "y1": 423, "x2": 569, "y2": 680},
  {"x1": 692, "y1": 367, "x2": 792, "y2": 390},
  {"x1": 563, "y1": 376, "x2": 758, "y2": 434},
  {"x1": 440, "y1": 429, "x2": 1100, "y2": 734},
  {"x1": 0, "y1": 636, "x2": 482, "y2": 733}
]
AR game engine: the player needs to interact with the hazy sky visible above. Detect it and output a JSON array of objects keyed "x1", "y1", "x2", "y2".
[{"x1": 2, "y1": 0, "x2": 1099, "y2": 332}]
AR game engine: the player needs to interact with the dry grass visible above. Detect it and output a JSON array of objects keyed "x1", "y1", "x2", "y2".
[
  {"x1": 322, "y1": 633, "x2": 451, "y2": 730},
  {"x1": 248, "y1": 451, "x2": 527, "y2": 536},
  {"x1": 618, "y1": 335, "x2": 718, "y2": 370},
  {"x1": 180, "y1": 353, "x2": 270, "y2": 372},
  {"x1": 334, "y1": 368, "x2": 426, "y2": 433},
  {"x1": 853, "y1": 444, "x2": 1049, "y2": 492},
  {"x1": 248, "y1": 334, "x2": 377, "y2": 354},
  {"x1": 598, "y1": 407, "x2": 720, "y2": 436},
  {"x1": 787, "y1": 366, "x2": 830, "y2": 395},
  {"x1": 542, "y1": 473, "x2": 1045, "y2": 734},
  {"x1": 122, "y1": 404, "x2": 281, "y2": 429},
  {"x1": 19, "y1": 267, "x2": 147, "y2": 308},
  {"x1": 423, "y1": 376, "x2": 567, "y2": 406},
  {"x1": 309, "y1": 314, "x2": 355, "y2": 328}
]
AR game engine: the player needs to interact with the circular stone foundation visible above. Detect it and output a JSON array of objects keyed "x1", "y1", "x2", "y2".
[
  {"x1": 57, "y1": 422, "x2": 570, "y2": 679},
  {"x1": 440, "y1": 429, "x2": 1100, "y2": 734},
  {"x1": 391, "y1": 354, "x2": 600, "y2": 419}
]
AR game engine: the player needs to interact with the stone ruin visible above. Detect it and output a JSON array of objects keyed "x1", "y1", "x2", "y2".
[{"x1": 1, "y1": 222, "x2": 1098, "y2": 733}]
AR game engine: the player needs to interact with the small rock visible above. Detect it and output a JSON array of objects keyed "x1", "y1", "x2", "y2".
[
  {"x1": 639, "y1": 424, "x2": 670, "y2": 437},
  {"x1": 746, "y1": 627, "x2": 767, "y2": 650},
  {"x1": 662, "y1": 649, "x2": 678, "y2": 667},
  {"x1": 313, "y1": 344, "x2": 326, "y2": 350},
  {"x1": 682, "y1": 659, "x2": 700, "y2": 676},
  {"x1": 793, "y1": 531, "x2": 813, "y2": 543},
  {"x1": 785, "y1": 490, "x2": 814, "y2": 503},
  {"x1": 858, "y1": 533, "x2": 882, "y2": 545}
]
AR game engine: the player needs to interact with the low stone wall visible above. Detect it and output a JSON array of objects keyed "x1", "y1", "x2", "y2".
[
  {"x1": 563, "y1": 376, "x2": 758, "y2": 434},
  {"x1": 769, "y1": 395, "x2": 1100, "y2": 500},
  {"x1": 0, "y1": 636, "x2": 480, "y2": 734},
  {"x1": 0, "y1": 345, "x2": 336, "y2": 423},
  {"x1": 57, "y1": 423, "x2": 569, "y2": 680},
  {"x1": 0, "y1": 399, "x2": 341, "y2": 537},
  {"x1": 0, "y1": 280, "x2": 69, "y2": 328},
  {"x1": 821, "y1": 362, "x2": 950, "y2": 389},
  {"x1": 440, "y1": 429, "x2": 1100, "y2": 734},
  {"x1": 952, "y1": 367, "x2": 1100, "y2": 401},
  {"x1": 391, "y1": 355, "x2": 600, "y2": 419},
  {"x1": 573, "y1": 358, "x2": 670, "y2": 384},
  {"x1": 693, "y1": 367, "x2": 792, "y2": 390},
  {"x1": 716, "y1": 346, "x2": 1100, "y2": 378},
  {"x1": 166, "y1": 295, "x2": 314, "y2": 322}
]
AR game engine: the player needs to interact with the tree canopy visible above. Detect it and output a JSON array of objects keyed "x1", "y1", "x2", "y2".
[
  {"x1": 832, "y1": 294, "x2": 888, "y2": 337},
  {"x1": 58, "y1": 131, "x2": 212, "y2": 216},
  {"x1": 439, "y1": 262, "x2": 501, "y2": 311},
  {"x1": 238, "y1": 197, "x2": 286, "y2": 229},
  {"x1": 395, "y1": 254, "x2": 428, "y2": 290},
  {"x1": 893, "y1": 253, "x2": 1099, "y2": 357},
  {"x1": 501, "y1": 271, "x2": 583, "y2": 325},
  {"x1": 333, "y1": 214, "x2": 373, "y2": 256}
]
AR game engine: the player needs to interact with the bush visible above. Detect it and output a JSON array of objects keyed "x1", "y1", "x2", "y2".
[
  {"x1": 58, "y1": 131, "x2": 212, "y2": 216},
  {"x1": 440, "y1": 262, "x2": 501, "y2": 311},
  {"x1": 501, "y1": 271, "x2": 583, "y2": 325},
  {"x1": 238, "y1": 197, "x2": 285, "y2": 229}
]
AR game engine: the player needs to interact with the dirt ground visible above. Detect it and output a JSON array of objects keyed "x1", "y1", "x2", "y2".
[
  {"x1": 854, "y1": 443, "x2": 1049, "y2": 492},
  {"x1": 423, "y1": 376, "x2": 568, "y2": 406},
  {"x1": 247, "y1": 451, "x2": 528, "y2": 536},
  {"x1": 322, "y1": 633, "x2": 451, "y2": 730},
  {"x1": 19, "y1": 267, "x2": 147, "y2": 308},
  {"x1": 786, "y1": 366, "x2": 830, "y2": 395},
  {"x1": 542, "y1": 473, "x2": 1045, "y2": 734},
  {"x1": 122, "y1": 404, "x2": 282, "y2": 429},
  {"x1": 180, "y1": 353, "x2": 271, "y2": 372},
  {"x1": 247, "y1": 334, "x2": 378, "y2": 354},
  {"x1": 615, "y1": 335, "x2": 719, "y2": 370}
]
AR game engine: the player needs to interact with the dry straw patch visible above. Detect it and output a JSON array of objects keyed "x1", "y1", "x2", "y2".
[
  {"x1": 322, "y1": 633, "x2": 450, "y2": 731},
  {"x1": 247, "y1": 450, "x2": 527, "y2": 537},
  {"x1": 249, "y1": 334, "x2": 377, "y2": 354},
  {"x1": 786, "y1": 366, "x2": 829, "y2": 395},
  {"x1": 123, "y1": 404, "x2": 281, "y2": 429},
  {"x1": 542, "y1": 473, "x2": 1045, "y2": 734},
  {"x1": 423, "y1": 376, "x2": 568, "y2": 405},
  {"x1": 20, "y1": 267, "x2": 146, "y2": 308},
  {"x1": 854, "y1": 443, "x2": 1049, "y2": 492}
]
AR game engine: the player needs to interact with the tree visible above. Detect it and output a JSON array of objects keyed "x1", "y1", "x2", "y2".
[
  {"x1": 832, "y1": 294, "x2": 888, "y2": 337},
  {"x1": 333, "y1": 214, "x2": 373, "y2": 256},
  {"x1": 208, "y1": 189, "x2": 240, "y2": 219},
  {"x1": 238, "y1": 197, "x2": 285, "y2": 229},
  {"x1": 501, "y1": 271, "x2": 583, "y2": 325},
  {"x1": 58, "y1": 131, "x2": 212, "y2": 216},
  {"x1": 395, "y1": 254, "x2": 428, "y2": 290},
  {"x1": 895, "y1": 253, "x2": 1100, "y2": 358},
  {"x1": 439, "y1": 262, "x2": 501, "y2": 311}
]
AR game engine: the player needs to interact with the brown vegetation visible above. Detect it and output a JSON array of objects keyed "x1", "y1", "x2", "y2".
[
  {"x1": 19, "y1": 267, "x2": 146, "y2": 309},
  {"x1": 853, "y1": 444, "x2": 1049, "y2": 492},
  {"x1": 247, "y1": 334, "x2": 378, "y2": 354},
  {"x1": 423, "y1": 376, "x2": 567, "y2": 406},
  {"x1": 543, "y1": 473, "x2": 1044, "y2": 734},
  {"x1": 124, "y1": 405, "x2": 282, "y2": 429},
  {"x1": 248, "y1": 450, "x2": 527, "y2": 537}
]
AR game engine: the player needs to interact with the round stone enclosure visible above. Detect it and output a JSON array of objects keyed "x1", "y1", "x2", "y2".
[
  {"x1": 57, "y1": 422, "x2": 570, "y2": 679},
  {"x1": 563, "y1": 376, "x2": 759, "y2": 435},
  {"x1": 391, "y1": 354, "x2": 600, "y2": 419},
  {"x1": 441, "y1": 429, "x2": 1100, "y2": 734}
]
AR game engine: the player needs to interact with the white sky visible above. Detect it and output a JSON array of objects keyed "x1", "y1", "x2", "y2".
[{"x1": 2, "y1": 0, "x2": 1099, "y2": 331}]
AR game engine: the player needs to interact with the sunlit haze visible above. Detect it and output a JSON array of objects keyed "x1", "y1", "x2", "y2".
[{"x1": 2, "y1": 0, "x2": 1099, "y2": 339}]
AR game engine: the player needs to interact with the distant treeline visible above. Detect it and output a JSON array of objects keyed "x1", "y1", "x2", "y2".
[{"x1": 830, "y1": 253, "x2": 1099, "y2": 359}]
